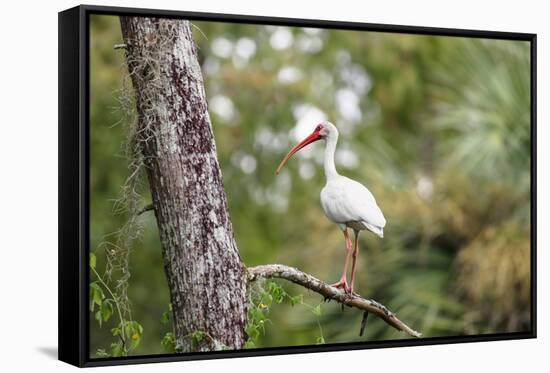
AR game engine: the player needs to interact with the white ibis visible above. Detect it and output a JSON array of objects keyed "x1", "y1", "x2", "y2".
[{"x1": 276, "y1": 121, "x2": 386, "y2": 294}]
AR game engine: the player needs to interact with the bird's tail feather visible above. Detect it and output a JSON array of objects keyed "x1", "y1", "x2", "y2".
[{"x1": 364, "y1": 222, "x2": 384, "y2": 238}]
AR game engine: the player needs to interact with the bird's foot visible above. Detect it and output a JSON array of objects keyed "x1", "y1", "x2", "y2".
[{"x1": 330, "y1": 278, "x2": 352, "y2": 294}]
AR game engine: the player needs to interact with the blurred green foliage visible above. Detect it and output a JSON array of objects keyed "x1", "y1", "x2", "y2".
[{"x1": 89, "y1": 15, "x2": 531, "y2": 356}]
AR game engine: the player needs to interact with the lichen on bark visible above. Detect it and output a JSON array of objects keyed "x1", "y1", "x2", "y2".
[{"x1": 120, "y1": 17, "x2": 247, "y2": 352}]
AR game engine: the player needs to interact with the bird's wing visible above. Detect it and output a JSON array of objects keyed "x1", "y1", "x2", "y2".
[{"x1": 340, "y1": 176, "x2": 386, "y2": 229}]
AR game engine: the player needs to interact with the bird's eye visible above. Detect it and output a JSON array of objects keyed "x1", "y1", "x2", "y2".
[{"x1": 315, "y1": 124, "x2": 323, "y2": 132}]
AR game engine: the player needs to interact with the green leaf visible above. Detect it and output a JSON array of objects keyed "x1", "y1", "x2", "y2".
[
  {"x1": 101, "y1": 300, "x2": 114, "y2": 322},
  {"x1": 245, "y1": 324, "x2": 260, "y2": 340},
  {"x1": 124, "y1": 321, "x2": 144, "y2": 350},
  {"x1": 111, "y1": 327, "x2": 121, "y2": 337},
  {"x1": 290, "y1": 294, "x2": 303, "y2": 306},
  {"x1": 160, "y1": 310, "x2": 170, "y2": 325},
  {"x1": 90, "y1": 252, "x2": 97, "y2": 269},
  {"x1": 312, "y1": 304, "x2": 322, "y2": 317},
  {"x1": 110, "y1": 341, "x2": 125, "y2": 357},
  {"x1": 161, "y1": 332, "x2": 176, "y2": 353},
  {"x1": 260, "y1": 292, "x2": 273, "y2": 306},
  {"x1": 267, "y1": 281, "x2": 286, "y2": 303},
  {"x1": 95, "y1": 310, "x2": 103, "y2": 327},
  {"x1": 89, "y1": 282, "x2": 104, "y2": 312},
  {"x1": 244, "y1": 340, "x2": 256, "y2": 349},
  {"x1": 258, "y1": 319, "x2": 266, "y2": 334},
  {"x1": 191, "y1": 330, "x2": 206, "y2": 346},
  {"x1": 96, "y1": 349, "x2": 109, "y2": 358},
  {"x1": 316, "y1": 336, "x2": 325, "y2": 344},
  {"x1": 250, "y1": 307, "x2": 266, "y2": 323}
]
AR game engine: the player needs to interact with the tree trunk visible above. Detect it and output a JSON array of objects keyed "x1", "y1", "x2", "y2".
[{"x1": 120, "y1": 17, "x2": 247, "y2": 352}]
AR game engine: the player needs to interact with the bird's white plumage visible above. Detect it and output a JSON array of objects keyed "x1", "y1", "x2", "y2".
[
  {"x1": 313, "y1": 121, "x2": 386, "y2": 238},
  {"x1": 320, "y1": 175, "x2": 386, "y2": 237},
  {"x1": 276, "y1": 120, "x2": 385, "y2": 293}
]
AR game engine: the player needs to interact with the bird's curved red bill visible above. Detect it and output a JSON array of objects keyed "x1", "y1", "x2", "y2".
[{"x1": 276, "y1": 131, "x2": 322, "y2": 174}]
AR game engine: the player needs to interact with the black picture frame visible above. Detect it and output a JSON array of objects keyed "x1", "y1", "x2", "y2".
[{"x1": 58, "y1": 4, "x2": 537, "y2": 368}]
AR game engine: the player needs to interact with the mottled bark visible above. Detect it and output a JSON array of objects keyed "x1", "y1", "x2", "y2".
[{"x1": 120, "y1": 17, "x2": 247, "y2": 352}]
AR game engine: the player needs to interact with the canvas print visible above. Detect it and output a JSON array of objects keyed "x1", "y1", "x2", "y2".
[{"x1": 88, "y1": 14, "x2": 532, "y2": 358}]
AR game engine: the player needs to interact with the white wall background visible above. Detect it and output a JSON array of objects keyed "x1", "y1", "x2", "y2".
[{"x1": 0, "y1": 0, "x2": 546, "y2": 371}]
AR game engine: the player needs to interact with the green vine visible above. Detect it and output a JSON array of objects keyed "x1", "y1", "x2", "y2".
[
  {"x1": 90, "y1": 48, "x2": 149, "y2": 358},
  {"x1": 90, "y1": 253, "x2": 144, "y2": 357},
  {"x1": 159, "y1": 304, "x2": 177, "y2": 353},
  {"x1": 245, "y1": 281, "x2": 325, "y2": 348}
]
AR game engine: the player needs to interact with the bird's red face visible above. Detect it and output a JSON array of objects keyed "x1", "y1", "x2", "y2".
[{"x1": 276, "y1": 123, "x2": 325, "y2": 174}]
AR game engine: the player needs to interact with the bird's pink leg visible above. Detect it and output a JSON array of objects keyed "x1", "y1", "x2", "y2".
[
  {"x1": 330, "y1": 229, "x2": 352, "y2": 292},
  {"x1": 349, "y1": 230, "x2": 360, "y2": 294}
]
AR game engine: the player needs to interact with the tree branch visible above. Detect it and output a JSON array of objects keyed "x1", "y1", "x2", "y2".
[
  {"x1": 247, "y1": 264, "x2": 421, "y2": 338},
  {"x1": 136, "y1": 203, "x2": 154, "y2": 216}
]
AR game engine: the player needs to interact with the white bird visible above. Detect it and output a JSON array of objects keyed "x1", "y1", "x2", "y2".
[{"x1": 276, "y1": 121, "x2": 386, "y2": 294}]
